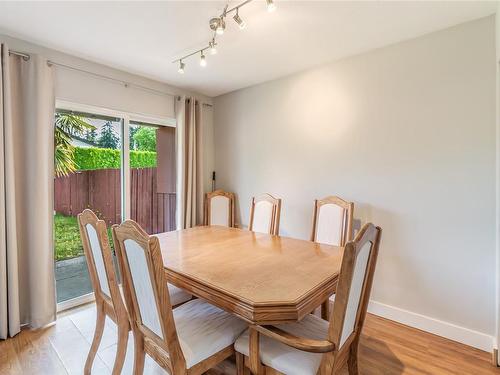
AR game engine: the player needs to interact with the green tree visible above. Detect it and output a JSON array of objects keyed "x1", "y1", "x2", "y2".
[
  {"x1": 54, "y1": 113, "x2": 95, "y2": 177},
  {"x1": 129, "y1": 125, "x2": 138, "y2": 150},
  {"x1": 97, "y1": 121, "x2": 119, "y2": 149},
  {"x1": 85, "y1": 128, "x2": 97, "y2": 143},
  {"x1": 133, "y1": 126, "x2": 156, "y2": 152}
]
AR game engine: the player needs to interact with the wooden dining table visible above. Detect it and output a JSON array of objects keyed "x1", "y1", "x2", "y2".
[{"x1": 156, "y1": 225, "x2": 344, "y2": 325}]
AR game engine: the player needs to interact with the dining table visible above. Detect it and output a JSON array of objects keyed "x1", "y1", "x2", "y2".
[{"x1": 156, "y1": 225, "x2": 344, "y2": 325}]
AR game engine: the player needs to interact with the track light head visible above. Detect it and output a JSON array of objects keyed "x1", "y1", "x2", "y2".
[
  {"x1": 209, "y1": 40, "x2": 217, "y2": 55},
  {"x1": 233, "y1": 9, "x2": 246, "y2": 29},
  {"x1": 178, "y1": 60, "x2": 185, "y2": 74},
  {"x1": 200, "y1": 51, "x2": 207, "y2": 67},
  {"x1": 210, "y1": 17, "x2": 226, "y2": 35},
  {"x1": 266, "y1": 0, "x2": 276, "y2": 12},
  {"x1": 216, "y1": 25, "x2": 224, "y2": 35}
]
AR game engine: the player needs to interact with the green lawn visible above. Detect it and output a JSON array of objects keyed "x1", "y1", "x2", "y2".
[
  {"x1": 54, "y1": 213, "x2": 114, "y2": 261},
  {"x1": 54, "y1": 214, "x2": 83, "y2": 261}
]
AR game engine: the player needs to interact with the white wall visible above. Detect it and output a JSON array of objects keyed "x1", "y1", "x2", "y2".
[
  {"x1": 214, "y1": 16, "x2": 496, "y2": 350},
  {"x1": 0, "y1": 33, "x2": 216, "y2": 195}
]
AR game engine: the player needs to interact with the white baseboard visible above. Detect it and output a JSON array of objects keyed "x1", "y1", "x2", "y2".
[{"x1": 368, "y1": 300, "x2": 494, "y2": 352}]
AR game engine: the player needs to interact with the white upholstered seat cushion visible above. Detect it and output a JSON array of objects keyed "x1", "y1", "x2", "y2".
[
  {"x1": 168, "y1": 283, "x2": 192, "y2": 306},
  {"x1": 174, "y1": 298, "x2": 248, "y2": 369},
  {"x1": 234, "y1": 314, "x2": 329, "y2": 375}
]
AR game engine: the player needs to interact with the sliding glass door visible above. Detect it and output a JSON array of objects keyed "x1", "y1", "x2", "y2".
[{"x1": 53, "y1": 106, "x2": 175, "y2": 308}]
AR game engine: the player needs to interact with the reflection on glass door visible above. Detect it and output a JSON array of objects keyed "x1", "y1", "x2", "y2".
[
  {"x1": 54, "y1": 110, "x2": 122, "y2": 304},
  {"x1": 129, "y1": 121, "x2": 176, "y2": 234}
]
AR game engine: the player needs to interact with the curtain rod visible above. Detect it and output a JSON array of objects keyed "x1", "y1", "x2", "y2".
[
  {"x1": 7, "y1": 48, "x2": 213, "y2": 106},
  {"x1": 178, "y1": 96, "x2": 213, "y2": 107},
  {"x1": 47, "y1": 60, "x2": 176, "y2": 98},
  {"x1": 8, "y1": 50, "x2": 30, "y2": 60}
]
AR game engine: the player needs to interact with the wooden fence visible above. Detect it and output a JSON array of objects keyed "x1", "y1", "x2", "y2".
[{"x1": 54, "y1": 168, "x2": 176, "y2": 234}]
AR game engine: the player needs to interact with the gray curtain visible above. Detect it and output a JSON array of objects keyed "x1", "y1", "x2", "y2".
[
  {"x1": 177, "y1": 96, "x2": 204, "y2": 229},
  {"x1": 0, "y1": 44, "x2": 56, "y2": 339}
]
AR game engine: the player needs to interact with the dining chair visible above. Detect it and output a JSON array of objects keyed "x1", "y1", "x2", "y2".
[
  {"x1": 112, "y1": 220, "x2": 248, "y2": 375},
  {"x1": 79, "y1": 210, "x2": 192, "y2": 374},
  {"x1": 248, "y1": 193, "x2": 282, "y2": 235},
  {"x1": 78, "y1": 209, "x2": 130, "y2": 375},
  {"x1": 311, "y1": 196, "x2": 354, "y2": 247},
  {"x1": 204, "y1": 189, "x2": 235, "y2": 227},
  {"x1": 113, "y1": 219, "x2": 193, "y2": 309},
  {"x1": 234, "y1": 223, "x2": 382, "y2": 375},
  {"x1": 311, "y1": 196, "x2": 354, "y2": 320}
]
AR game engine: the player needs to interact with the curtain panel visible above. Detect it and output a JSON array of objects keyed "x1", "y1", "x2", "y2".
[
  {"x1": 176, "y1": 96, "x2": 204, "y2": 229},
  {"x1": 0, "y1": 44, "x2": 56, "y2": 339}
]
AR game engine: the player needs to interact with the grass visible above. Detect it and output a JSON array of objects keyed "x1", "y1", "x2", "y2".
[
  {"x1": 54, "y1": 213, "x2": 114, "y2": 261},
  {"x1": 54, "y1": 214, "x2": 83, "y2": 261}
]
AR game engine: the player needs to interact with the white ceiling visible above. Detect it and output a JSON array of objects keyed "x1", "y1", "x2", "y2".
[{"x1": 0, "y1": 1, "x2": 496, "y2": 97}]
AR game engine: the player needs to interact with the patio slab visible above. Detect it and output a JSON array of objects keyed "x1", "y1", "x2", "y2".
[
  {"x1": 55, "y1": 256, "x2": 92, "y2": 303},
  {"x1": 55, "y1": 255, "x2": 121, "y2": 303}
]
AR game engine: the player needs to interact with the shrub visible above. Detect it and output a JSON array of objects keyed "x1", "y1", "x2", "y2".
[
  {"x1": 131, "y1": 150, "x2": 158, "y2": 168},
  {"x1": 74, "y1": 147, "x2": 157, "y2": 170}
]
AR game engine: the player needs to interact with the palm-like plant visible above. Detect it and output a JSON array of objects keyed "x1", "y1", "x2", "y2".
[{"x1": 54, "y1": 113, "x2": 95, "y2": 177}]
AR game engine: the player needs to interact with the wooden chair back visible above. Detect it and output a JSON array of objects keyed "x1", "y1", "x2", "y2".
[
  {"x1": 77, "y1": 209, "x2": 126, "y2": 318},
  {"x1": 311, "y1": 196, "x2": 354, "y2": 246},
  {"x1": 112, "y1": 220, "x2": 187, "y2": 373},
  {"x1": 248, "y1": 193, "x2": 281, "y2": 235},
  {"x1": 322, "y1": 223, "x2": 382, "y2": 372},
  {"x1": 204, "y1": 190, "x2": 235, "y2": 227}
]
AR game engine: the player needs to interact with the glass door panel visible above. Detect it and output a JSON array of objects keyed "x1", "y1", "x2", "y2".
[
  {"x1": 129, "y1": 121, "x2": 176, "y2": 234},
  {"x1": 54, "y1": 110, "x2": 123, "y2": 303}
]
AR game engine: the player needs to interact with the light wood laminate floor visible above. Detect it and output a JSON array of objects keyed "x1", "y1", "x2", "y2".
[{"x1": 0, "y1": 303, "x2": 498, "y2": 375}]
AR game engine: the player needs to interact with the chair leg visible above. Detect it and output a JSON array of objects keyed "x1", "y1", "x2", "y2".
[
  {"x1": 112, "y1": 326, "x2": 129, "y2": 375},
  {"x1": 84, "y1": 303, "x2": 106, "y2": 375},
  {"x1": 132, "y1": 334, "x2": 145, "y2": 375},
  {"x1": 236, "y1": 352, "x2": 245, "y2": 375},
  {"x1": 321, "y1": 299, "x2": 330, "y2": 320},
  {"x1": 347, "y1": 342, "x2": 360, "y2": 375}
]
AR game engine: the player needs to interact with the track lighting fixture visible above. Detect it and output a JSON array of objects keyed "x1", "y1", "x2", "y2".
[
  {"x1": 266, "y1": 0, "x2": 276, "y2": 12},
  {"x1": 233, "y1": 9, "x2": 246, "y2": 30},
  {"x1": 200, "y1": 51, "x2": 207, "y2": 67},
  {"x1": 178, "y1": 60, "x2": 185, "y2": 74},
  {"x1": 209, "y1": 39, "x2": 217, "y2": 55},
  {"x1": 173, "y1": 0, "x2": 277, "y2": 74}
]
